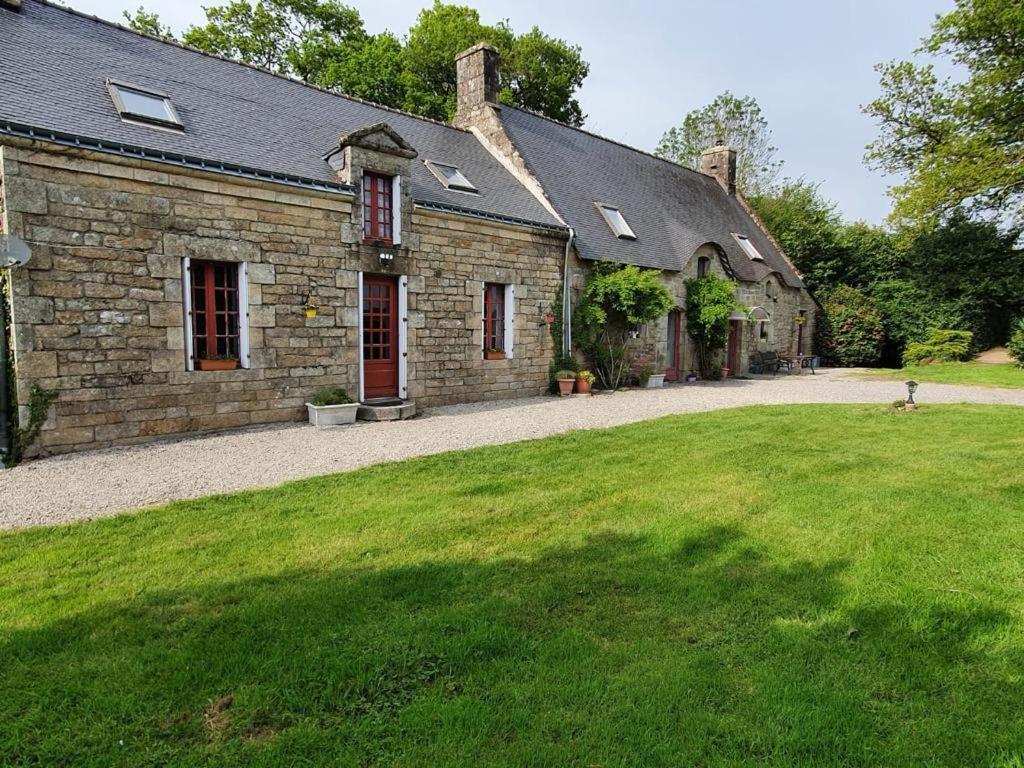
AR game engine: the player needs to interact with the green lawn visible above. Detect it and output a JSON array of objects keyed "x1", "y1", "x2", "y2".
[
  {"x1": 864, "y1": 361, "x2": 1024, "y2": 388},
  {"x1": 3, "y1": 405, "x2": 1024, "y2": 767}
]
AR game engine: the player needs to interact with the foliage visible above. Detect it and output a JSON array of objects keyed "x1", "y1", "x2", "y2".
[
  {"x1": 684, "y1": 275, "x2": 741, "y2": 379},
  {"x1": 864, "y1": 0, "x2": 1024, "y2": 227},
  {"x1": 310, "y1": 386, "x2": 353, "y2": 406},
  {"x1": 8, "y1": 383, "x2": 58, "y2": 465},
  {"x1": 554, "y1": 370, "x2": 577, "y2": 380},
  {"x1": 576, "y1": 370, "x2": 596, "y2": 385},
  {"x1": 547, "y1": 353, "x2": 577, "y2": 393},
  {"x1": 4, "y1": 405, "x2": 1024, "y2": 764},
  {"x1": 1010, "y1": 319, "x2": 1024, "y2": 368},
  {"x1": 817, "y1": 286, "x2": 885, "y2": 367},
  {"x1": 576, "y1": 264, "x2": 674, "y2": 390},
  {"x1": 902, "y1": 328, "x2": 973, "y2": 366},
  {"x1": 132, "y1": 0, "x2": 589, "y2": 125},
  {"x1": 655, "y1": 92, "x2": 783, "y2": 195}
]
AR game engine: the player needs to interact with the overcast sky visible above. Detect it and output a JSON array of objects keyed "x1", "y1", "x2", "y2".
[{"x1": 69, "y1": 0, "x2": 951, "y2": 224}]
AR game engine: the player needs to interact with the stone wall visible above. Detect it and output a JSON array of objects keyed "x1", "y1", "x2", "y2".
[{"x1": 1, "y1": 139, "x2": 565, "y2": 455}]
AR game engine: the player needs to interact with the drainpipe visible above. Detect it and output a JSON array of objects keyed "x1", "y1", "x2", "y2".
[
  {"x1": 0, "y1": 280, "x2": 10, "y2": 460},
  {"x1": 562, "y1": 227, "x2": 575, "y2": 358}
]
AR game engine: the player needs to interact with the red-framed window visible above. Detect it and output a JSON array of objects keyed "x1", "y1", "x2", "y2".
[
  {"x1": 362, "y1": 172, "x2": 393, "y2": 243},
  {"x1": 483, "y1": 283, "x2": 505, "y2": 353},
  {"x1": 189, "y1": 260, "x2": 241, "y2": 361}
]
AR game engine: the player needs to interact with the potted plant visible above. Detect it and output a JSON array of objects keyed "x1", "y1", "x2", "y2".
[
  {"x1": 555, "y1": 369, "x2": 577, "y2": 396},
  {"x1": 575, "y1": 369, "x2": 596, "y2": 395},
  {"x1": 720, "y1": 367, "x2": 730, "y2": 380},
  {"x1": 197, "y1": 355, "x2": 239, "y2": 371},
  {"x1": 306, "y1": 386, "x2": 358, "y2": 426},
  {"x1": 484, "y1": 347, "x2": 506, "y2": 361}
]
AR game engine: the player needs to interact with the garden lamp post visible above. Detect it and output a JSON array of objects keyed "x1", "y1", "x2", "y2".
[{"x1": 905, "y1": 380, "x2": 918, "y2": 409}]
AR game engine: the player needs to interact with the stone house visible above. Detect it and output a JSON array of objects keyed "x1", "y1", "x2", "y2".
[{"x1": 0, "y1": 0, "x2": 813, "y2": 457}]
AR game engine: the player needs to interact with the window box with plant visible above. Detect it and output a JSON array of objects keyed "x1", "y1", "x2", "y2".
[
  {"x1": 197, "y1": 355, "x2": 240, "y2": 372},
  {"x1": 306, "y1": 387, "x2": 358, "y2": 427},
  {"x1": 484, "y1": 348, "x2": 506, "y2": 361}
]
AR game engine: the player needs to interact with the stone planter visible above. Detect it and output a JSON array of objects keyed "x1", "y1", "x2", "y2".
[
  {"x1": 645, "y1": 373, "x2": 666, "y2": 389},
  {"x1": 306, "y1": 402, "x2": 359, "y2": 426}
]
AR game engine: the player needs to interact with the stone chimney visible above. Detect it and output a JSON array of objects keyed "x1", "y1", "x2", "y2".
[
  {"x1": 700, "y1": 144, "x2": 737, "y2": 195},
  {"x1": 1, "y1": 0, "x2": 22, "y2": 11},
  {"x1": 455, "y1": 43, "x2": 500, "y2": 125}
]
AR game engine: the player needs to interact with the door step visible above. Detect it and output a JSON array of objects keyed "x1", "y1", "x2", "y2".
[{"x1": 357, "y1": 400, "x2": 417, "y2": 422}]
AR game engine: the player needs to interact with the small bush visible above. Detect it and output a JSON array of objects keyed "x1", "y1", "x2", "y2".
[
  {"x1": 548, "y1": 355, "x2": 578, "y2": 392},
  {"x1": 902, "y1": 328, "x2": 973, "y2": 366},
  {"x1": 1009, "y1": 319, "x2": 1024, "y2": 368},
  {"x1": 310, "y1": 387, "x2": 353, "y2": 406},
  {"x1": 577, "y1": 370, "x2": 596, "y2": 384},
  {"x1": 555, "y1": 370, "x2": 577, "y2": 380}
]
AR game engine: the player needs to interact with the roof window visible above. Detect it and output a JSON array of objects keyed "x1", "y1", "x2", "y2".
[
  {"x1": 732, "y1": 233, "x2": 765, "y2": 261},
  {"x1": 425, "y1": 160, "x2": 477, "y2": 193},
  {"x1": 596, "y1": 203, "x2": 636, "y2": 240},
  {"x1": 107, "y1": 80, "x2": 182, "y2": 129}
]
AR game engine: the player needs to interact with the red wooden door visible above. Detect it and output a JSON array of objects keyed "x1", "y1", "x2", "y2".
[
  {"x1": 726, "y1": 320, "x2": 742, "y2": 376},
  {"x1": 363, "y1": 275, "x2": 398, "y2": 399},
  {"x1": 665, "y1": 309, "x2": 681, "y2": 381}
]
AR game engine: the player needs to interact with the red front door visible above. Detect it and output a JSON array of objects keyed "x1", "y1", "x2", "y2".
[
  {"x1": 363, "y1": 275, "x2": 399, "y2": 399},
  {"x1": 726, "y1": 320, "x2": 742, "y2": 376},
  {"x1": 665, "y1": 309, "x2": 681, "y2": 381}
]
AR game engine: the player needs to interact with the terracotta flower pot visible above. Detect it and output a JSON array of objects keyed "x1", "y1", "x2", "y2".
[
  {"x1": 557, "y1": 378, "x2": 575, "y2": 396},
  {"x1": 198, "y1": 358, "x2": 239, "y2": 371},
  {"x1": 720, "y1": 367, "x2": 730, "y2": 380},
  {"x1": 575, "y1": 377, "x2": 592, "y2": 395}
]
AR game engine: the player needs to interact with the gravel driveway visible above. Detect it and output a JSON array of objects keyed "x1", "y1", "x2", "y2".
[{"x1": 3, "y1": 369, "x2": 1024, "y2": 530}]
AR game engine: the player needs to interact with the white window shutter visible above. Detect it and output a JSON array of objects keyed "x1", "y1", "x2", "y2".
[
  {"x1": 504, "y1": 284, "x2": 515, "y2": 358},
  {"x1": 392, "y1": 175, "x2": 402, "y2": 245},
  {"x1": 239, "y1": 262, "x2": 250, "y2": 369},
  {"x1": 181, "y1": 256, "x2": 193, "y2": 371}
]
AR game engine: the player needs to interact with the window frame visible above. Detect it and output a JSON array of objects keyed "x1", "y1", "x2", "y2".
[
  {"x1": 182, "y1": 258, "x2": 249, "y2": 370},
  {"x1": 424, "y1": 160, "x2": 478, "y2": 194},
  {"x1": 595, "y1": 202, "x2": 637, "y2": 240},
  {"x1": 106, "y1": 79, "x2": 182, "y2": 130},
  {"x1": 732, "y1": 232, "x2": 765, "y2": 262},
  {"x1": 362, "y1": 171, "x2": 395, "y2": 244},
  {"x1": 697, "y1": 256, "x2": 711, "y2": 277},
  {"x1": 482, "y1": 282, "x2": 514, "y2": 359}
]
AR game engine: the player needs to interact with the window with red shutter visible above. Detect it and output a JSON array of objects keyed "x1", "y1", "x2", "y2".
[
  {"x1": 362, "y1": 172, "x2": 393, "y2": 243},
  {"x1": 483, "y1": 283, "x2": 505, "y2": 355},
  {"x1": 189, "y1": 260, "x2": 241, "y2": 364}
]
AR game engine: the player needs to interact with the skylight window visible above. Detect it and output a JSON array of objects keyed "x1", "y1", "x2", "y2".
[
  {"x1": 107, "y1": 80, "x2": 181, "y2": 129},
  {"x1": 596, "y1": 203, "x2": 636, "y2": 240},
  {"x1": 424, "y1": 160, "x2": 477, "y2": 193},
  {"x1": 732, "y1": 233, "x2": 765, "y2": 261}
]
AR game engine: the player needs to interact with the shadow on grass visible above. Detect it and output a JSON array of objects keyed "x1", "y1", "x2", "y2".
[{"x1": 2, "y1": 527, "x2": 1020, "y2": 767}]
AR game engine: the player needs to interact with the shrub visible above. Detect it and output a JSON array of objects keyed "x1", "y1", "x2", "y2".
[
  {"x1": 547, "y1": 354, "x2": 577, "y2": 392},
  {"x1": 902, "y1": 328, "x2": 973, "y2": 366},
  {"x1": 310, "y1": 387, "x2": 353, "y2": 406},
  {"x1": 684, "y1": 275, "x2": 743, "y2": 379},
  {"x1": 818, "y1": 285, "x2": 885, "y2": 367},
  {"x1": 555, "y1": 370, "x2": 577, "y2": 380},
  {"x1": 1010, "y1": 319, "x2": 1024, "y2": 368},
  {"x1": 577, "y1": 370, "x2": 596, "y2": 384}
]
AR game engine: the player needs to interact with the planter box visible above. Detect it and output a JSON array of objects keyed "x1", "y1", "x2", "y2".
[
  {"x1": 197, "y1": 358, "x2": 239, "y2": 371},
  {"x1": 306, "y1": 402, "x2": 359, "y2": 427},
  {"x1": 484, "y1": 350, "x2": 506, "y2": 360},
  {"x1": 645, "y1": 373, "x2": 666, "y2": 388}
]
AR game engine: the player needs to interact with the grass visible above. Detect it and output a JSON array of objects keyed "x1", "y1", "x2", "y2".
[
  {"x1": 3, "y1": 404, "x2": 1024, "y2": 766},
  {"x1": 863, "y1": 361, "x2": 1024, "y2": 388}
]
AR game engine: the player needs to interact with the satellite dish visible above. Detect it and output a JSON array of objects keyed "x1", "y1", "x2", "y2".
[{"x1": 0, "y1": 234, "x2": 31, "y2": 269}]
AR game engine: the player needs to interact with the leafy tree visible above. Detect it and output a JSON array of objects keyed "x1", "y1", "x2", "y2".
[
  {"x1": 123, "y1": 6, "x2": 175, "y2": 39},
  {"x1": 684, "y1": 275, "x2": 742, "y2": 379},
  {"x1": 864, "y1": 0, "x2": 1024, "y2": 227},
  {"x1": 655, "y1": 92, "x2": 783, "y2": 195},
  {"x1": 576, "y1": 265, "x2": 674, "y2": 389},
  {"x1": 500, "y1": 27, "x2": 588, "y2": 127},
  {"x1": 816, "y1": 286, "x2": 885, "y2": 367},
  {"x1": 322, "y1": 32, "x2": 406, "y2": 106}
]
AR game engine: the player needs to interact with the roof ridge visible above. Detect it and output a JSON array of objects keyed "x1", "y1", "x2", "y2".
[
  {"x1": 504, "y1": 105, "x2": 717, "y2": 182},
  {"x1": 26, "y1": 0, "x2": 469, "y2": 135}
]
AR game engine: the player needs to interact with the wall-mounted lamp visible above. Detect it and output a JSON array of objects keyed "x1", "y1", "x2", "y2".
[
  {"x1": 373, "y1": 242, "x2": 396, "y2": 270},
  {"x1": 304, "y1": 279, "x2": 319, "y2": 319}
]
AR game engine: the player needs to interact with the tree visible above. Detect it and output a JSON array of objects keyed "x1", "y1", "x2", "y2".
[
  {"x1": 655, "y1": 92, "x2": 783, "y2": 196},
  {"x1": 123, "y1": 6, "x2": 175, "y2": 39},
  {"x1": 684, "y1": 275, "x2": 743, "y2": 379},
  {"x1": 576, "y1": 265, "x2": 674, "y2": 389},
  {"x1": 816, "y1": 286, "x2": 885, "y2": 367},
  {"x1": 864, "y1": 0, "x2": 1024, "y2": 227}
]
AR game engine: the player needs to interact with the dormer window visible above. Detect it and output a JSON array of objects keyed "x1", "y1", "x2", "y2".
[
  {"x1": 732, "y1": 233, "x2": 765, "y2": 261},
  {"x1": 107, "y1": 80, "x2": 181, "y2": 129},
  {"x1": 425, "y1": 160, "x2": 477, "y2": 193},
  {"x1": 363, "y1": 172, "x2": 394, "y2": 244},
  {"x1": 596, "y1": 203, "x2": 636, "y2": 240}
]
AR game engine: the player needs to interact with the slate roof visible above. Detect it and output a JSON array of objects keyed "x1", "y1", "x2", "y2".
[
  {"x1": 0, "y1": 0, "x2": 562, "y2": 230},
  {"x1": 501, "y1": 107, "x2": 805, "y2": 287}
]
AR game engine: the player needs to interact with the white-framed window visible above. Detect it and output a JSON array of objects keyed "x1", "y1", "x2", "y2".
[
  {"x1": 107, "y1": 79, "x2": 182, "y2": 129},
  {"x1": 732, "y1": 233, "x2": 765, "y2": 261},
  {"x1": 182, "y1": 257, "x2": 250, "y2": 371},
  {"x1": 595, "y1": 203, "x2": 637, "y2": 240},
  {"x1": 482, "y1": 282, "x2": 514, "y2": 359},
  {"x1": 424, "y1": 160, "x2": 478, "y2": 193}
]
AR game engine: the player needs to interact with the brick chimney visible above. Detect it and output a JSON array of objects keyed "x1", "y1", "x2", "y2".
[
  {"x1": 700, "y1": 144, "x2": 737, "y2": 195},
  {"x1": 455, "y1": 43, "x2": 500, "y2": 125},
  {"x1": 1, "y1": 0, "x2": 22, "y2": 11}
]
